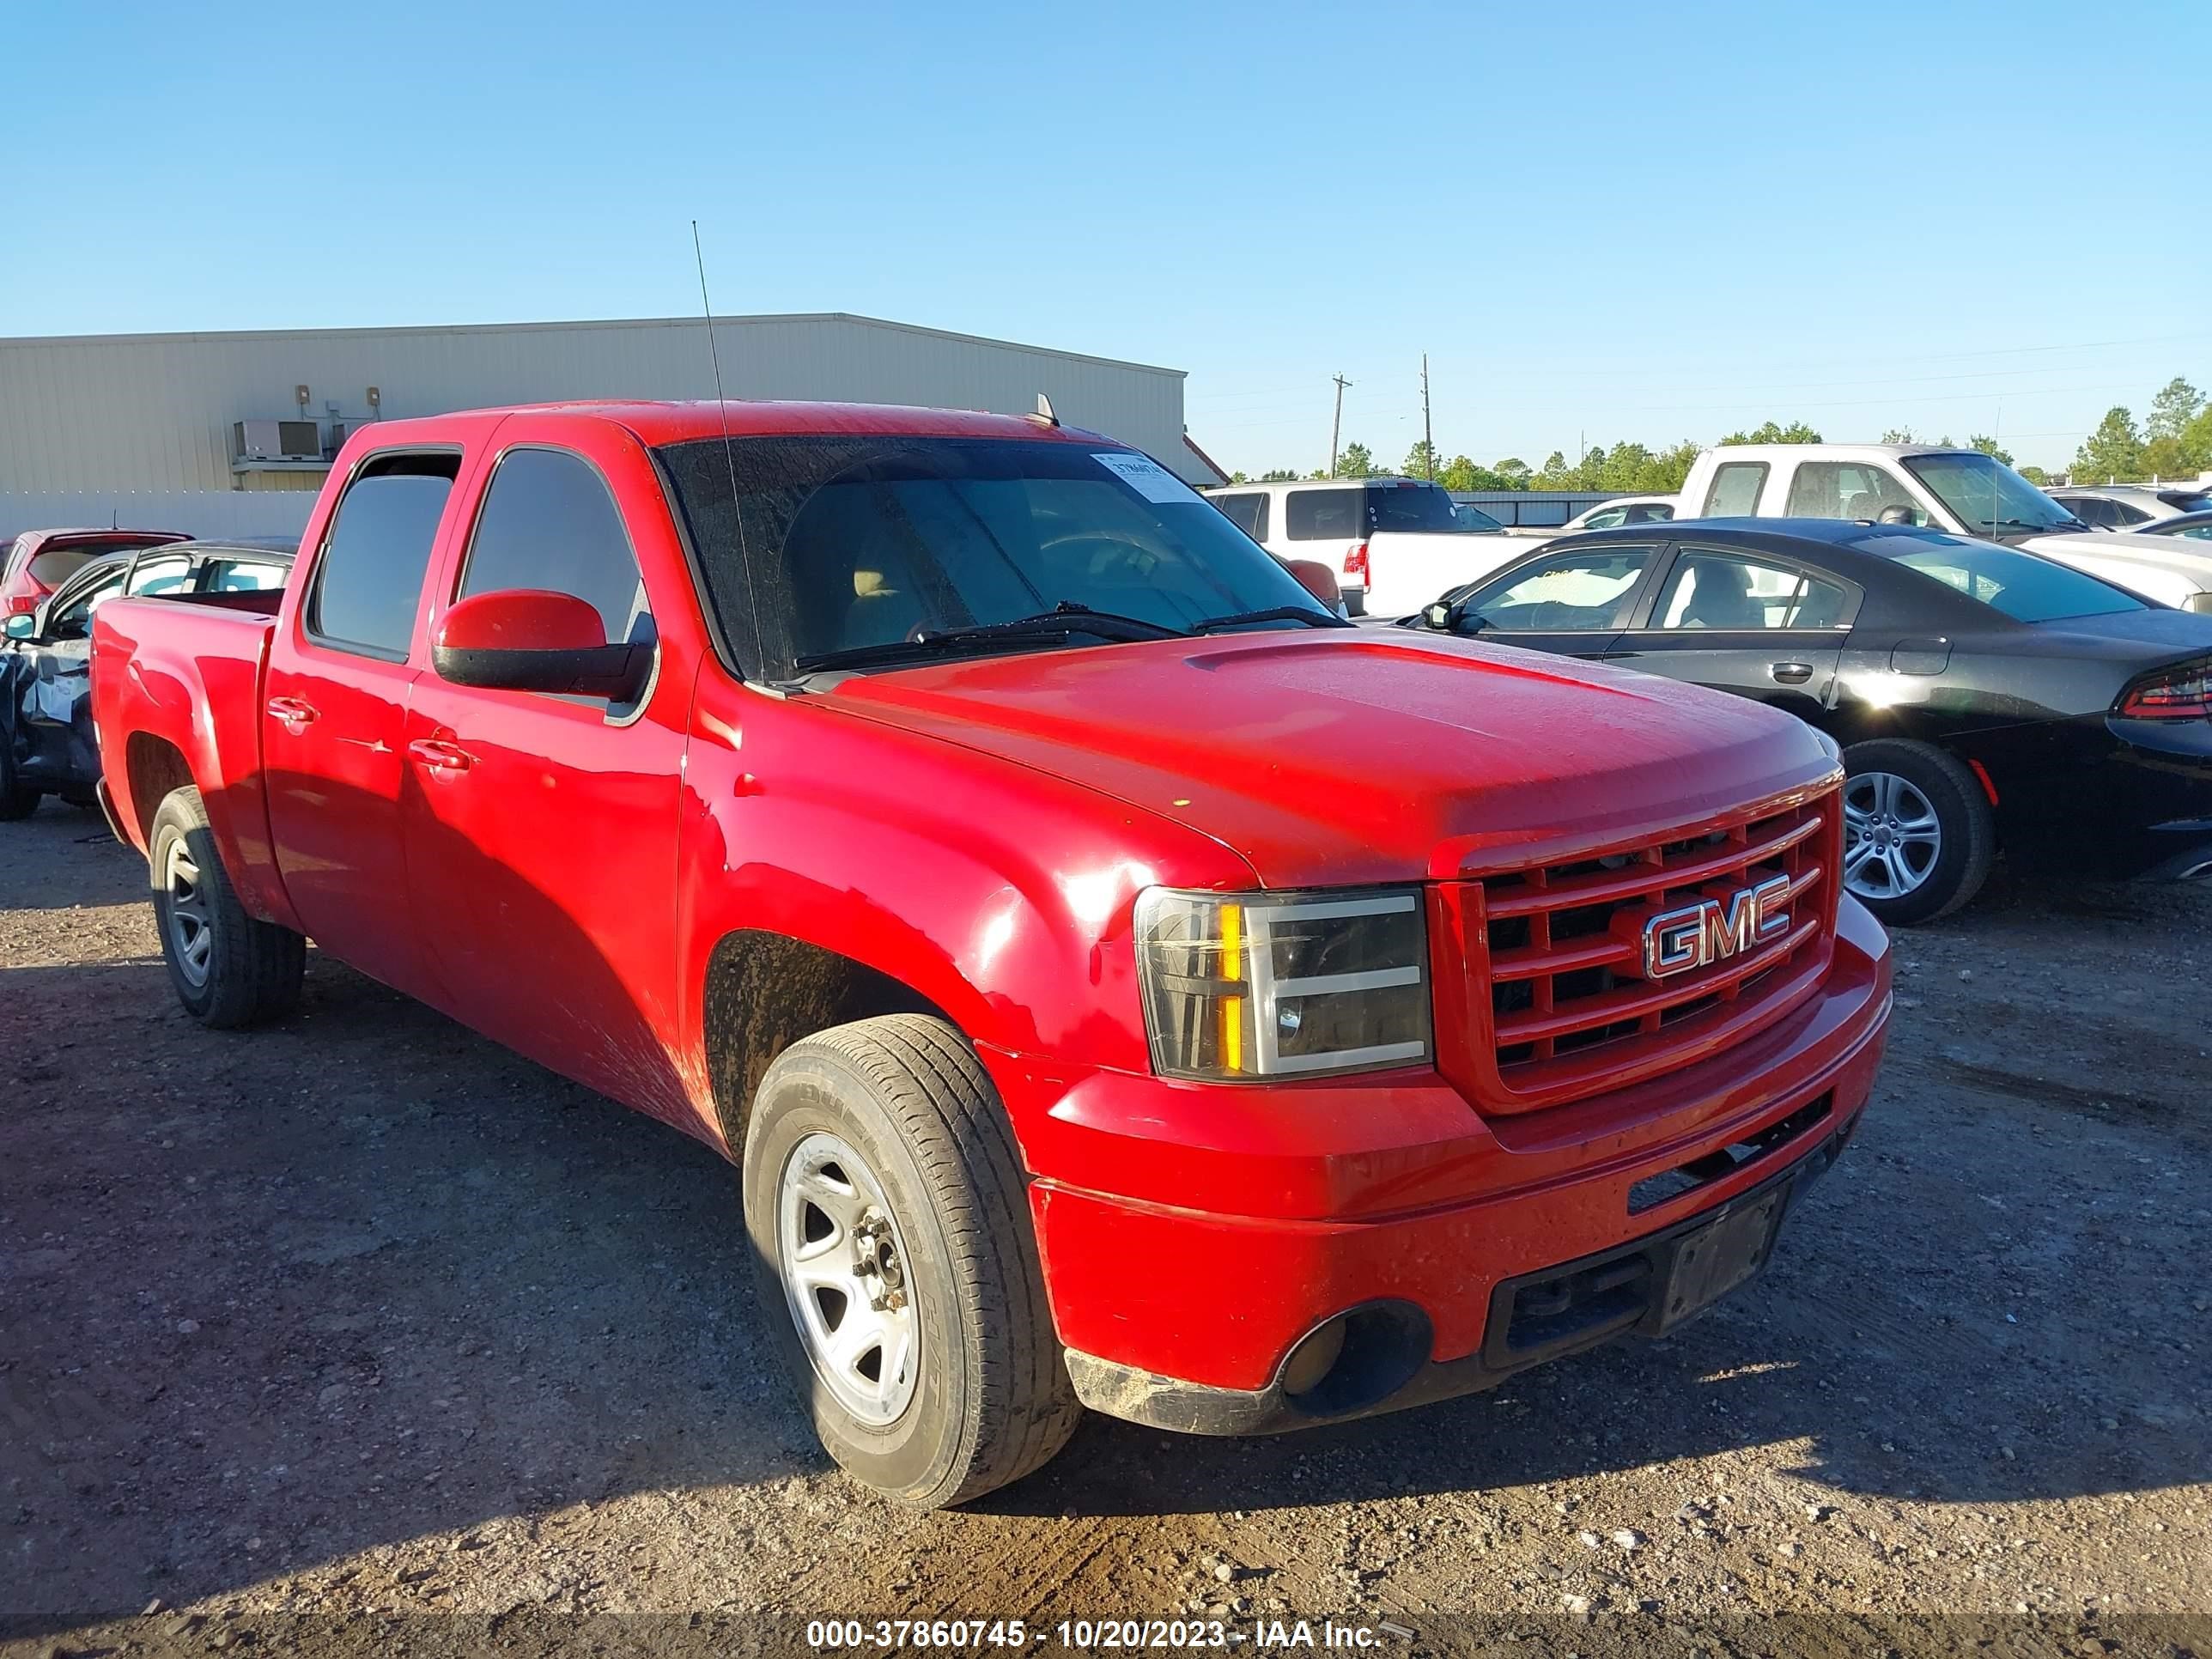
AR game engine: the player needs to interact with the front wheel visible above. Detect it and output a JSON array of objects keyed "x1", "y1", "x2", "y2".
[
  {"x1": 149, "y1": 786, "x2": 306, "y2": 1026},
  {"x1": 742, "y1": 1014, "x2": 1080, "y2": 1507},
  {"x1": 1840, "y1": 739, "x2": 1995, "y2": 926}
]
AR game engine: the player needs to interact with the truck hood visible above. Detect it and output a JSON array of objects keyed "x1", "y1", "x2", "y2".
[
  {"x1": 824, "y1": 631, "x2": 1839, "y2": 888},
  {"x1": 2023, "y1": 529, "x2": 2212, "y2": 600}
]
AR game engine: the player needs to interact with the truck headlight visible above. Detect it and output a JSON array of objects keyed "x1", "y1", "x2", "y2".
[{"x1": 1133, "y1": 888, "x2": 1431, "y2": 1080}]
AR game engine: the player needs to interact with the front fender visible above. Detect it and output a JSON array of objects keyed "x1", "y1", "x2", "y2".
[{"x1": 676, "y1": 677, "x2": 1258, "y2": 1124}]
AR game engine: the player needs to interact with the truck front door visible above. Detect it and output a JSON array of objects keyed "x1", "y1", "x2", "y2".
[
  {"x1": 400, "y1": 426, "x2": 693, "y2": 1127},
  {"x1": 262, "y1": 451, "x2": 461, "y2": 994}
]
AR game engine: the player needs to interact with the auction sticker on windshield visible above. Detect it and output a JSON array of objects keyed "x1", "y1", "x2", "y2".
[{"x1": 1093, "y1": 451, "x2": 1202, "y2": 504}]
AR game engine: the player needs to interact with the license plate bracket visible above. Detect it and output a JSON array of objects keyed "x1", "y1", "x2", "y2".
[{"x1": 1657, "y1": 1190, "x2": 1784, "y2": 1330}]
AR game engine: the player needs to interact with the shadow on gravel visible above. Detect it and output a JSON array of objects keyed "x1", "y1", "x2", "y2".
[{"x1": 5, "y1": 811, "x2": 2209, "y2": 1634}]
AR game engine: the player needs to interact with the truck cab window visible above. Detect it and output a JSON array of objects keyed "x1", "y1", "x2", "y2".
[
  {"x1": 1701, "y1": 463, "x2": 1767, "y2": 517},
  {"x1": 459, "y1": 448, "x2": 650, "y2": 646},
  {"x1": 1784, "y1": 463, "x2": 1924, "y2": 526},
  {"x1": 307, "y1": 453, "x2": 460, "y2": 659}
]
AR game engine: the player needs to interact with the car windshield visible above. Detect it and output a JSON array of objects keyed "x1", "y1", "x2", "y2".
[
  {"x1": 658, "y1": 435, "x2": 1334, "y2": 678},
  {"x1": 1862, "y1": 534, "x2": 2148, "y2": 623},
  {"x1": 1901, "y1": 453, "x2": 2079, "y2": 532},
  {"x1": 1364, "y1": 483, "x2": 1496, "y2": 534}
]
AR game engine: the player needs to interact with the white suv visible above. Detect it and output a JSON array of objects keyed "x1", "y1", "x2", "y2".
[{"x1": 1203, "y1": 477, "x2": 1521, "y2": 617}]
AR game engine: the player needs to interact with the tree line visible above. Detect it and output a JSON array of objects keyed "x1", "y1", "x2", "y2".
[{"x1": 1224, "y1": 375, "x2": 2209, "y2": 493}]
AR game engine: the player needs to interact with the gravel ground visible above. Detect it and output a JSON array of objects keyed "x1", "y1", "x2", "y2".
[{"x1": 3, "y1": 800, "x2": 2209, "y2": 1657}]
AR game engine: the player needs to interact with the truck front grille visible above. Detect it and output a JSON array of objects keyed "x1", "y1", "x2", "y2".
[{"x1": 1442, "y1": 787, "x2": 1839, "y2": 1115}]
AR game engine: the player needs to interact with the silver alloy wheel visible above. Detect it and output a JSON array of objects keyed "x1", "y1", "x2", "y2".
[
  {"x1": 162, "y1": 836, "x2": 214, "y2": 987},
  {"x1": 1843, "y1": 770, "x2": 1942, "y2": 901},
  {"x1": 777, "y1": 1131, "x2": 921, "y2": 1426}
]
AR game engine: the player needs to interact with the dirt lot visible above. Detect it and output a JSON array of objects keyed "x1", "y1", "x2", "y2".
[{"x1": 3, "y1": 801, "x2": 2209, "y2": 1657}]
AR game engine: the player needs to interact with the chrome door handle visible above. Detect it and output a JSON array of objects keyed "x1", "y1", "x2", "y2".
[
  {"x1": 406, "y1": 738, "x2": 474, "y2": 773},
  {"x1": 265, "y1": 696, "x2": 319, "y2": 726},
  {"x1": 1769, "y1": 661, "x2": 1814, "y2": 685}
]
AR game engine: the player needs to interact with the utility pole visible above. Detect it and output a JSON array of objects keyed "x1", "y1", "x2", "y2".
[
  {"x1": 1329, "y1": 373, "x2": 1352, "y2": 477},
  {"x1": 1420, "y1": 355, "x2": 1434, "y2": 480}
]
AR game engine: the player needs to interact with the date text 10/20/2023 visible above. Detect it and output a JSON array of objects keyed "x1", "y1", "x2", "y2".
[{"x1": 805, "y1": 1619, "x2": 1415, "y2": 1649}]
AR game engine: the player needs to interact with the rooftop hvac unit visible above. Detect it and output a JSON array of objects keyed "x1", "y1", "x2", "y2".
[{"x1": 234, "y1": 419, "x2": 323, "y2": 461}]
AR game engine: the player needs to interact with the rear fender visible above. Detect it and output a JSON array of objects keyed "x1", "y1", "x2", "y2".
[{"x1": 93, "y1": 601, "x2": 299, "y2": 930}]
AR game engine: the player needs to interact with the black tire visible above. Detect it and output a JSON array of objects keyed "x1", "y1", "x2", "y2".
[
  {"x1": 1840, "y1": 738, "x2": 1995, "y2": 926},
  {"x1": 148, "y1": 786, "x2": 306, "y2": 1028},
  {"x1": 742, "y1": 1014, "x2": 1080, "y2": 1508},
  {"x1": 0, "y1": 744, "x2": 40, "y2": 821}
]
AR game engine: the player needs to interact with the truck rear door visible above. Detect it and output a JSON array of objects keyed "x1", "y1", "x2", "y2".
[
  {"x1": 399, "y1": 418, "x2": 693, "y2": 1126},
  {"x1": 262, "y1": 450, "x2": 462, "y2": 994},
  {"x1": 1601, "y1": 540, "x2": 1854, "y2": 722}
]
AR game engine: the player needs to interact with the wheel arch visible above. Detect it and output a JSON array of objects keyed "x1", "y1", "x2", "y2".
[
  {"x1": 122, "y1": 732, "x2": 195, "y2": 846},
  {"x1": 699, "y1": 928, "x2": 963, "y2": 1155}
]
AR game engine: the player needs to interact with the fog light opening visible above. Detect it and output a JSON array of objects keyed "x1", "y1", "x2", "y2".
[{"x1": 1279, "y1": 1303, "x2": 1431, "y2": 1419}]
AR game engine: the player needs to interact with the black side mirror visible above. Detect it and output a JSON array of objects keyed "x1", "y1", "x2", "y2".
[{"x1": 432, "y1": 590, "x2": 652, "y2": 702}]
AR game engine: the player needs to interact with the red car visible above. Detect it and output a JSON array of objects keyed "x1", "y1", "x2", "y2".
[
  {"x1": 92, "y1": 401, "x2": 1891, "y2": 1506},
  {"x1": 2, "y1": 527, "x2": 190, "y2": 617}
]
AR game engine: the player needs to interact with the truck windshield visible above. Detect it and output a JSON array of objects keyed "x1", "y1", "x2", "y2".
[
  {"x1": 1901, "y1": 453, "x2": 2081, "y2": 532},
  {"x1": 1364, "y1": 482, "x2": 1498, "y2": 534},
  {"x1": 659, "y1": 435, "x2": 1334, "y2": 678}
]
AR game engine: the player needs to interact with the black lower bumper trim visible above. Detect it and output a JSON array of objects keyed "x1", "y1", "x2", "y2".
[{"x1": 1063, "y1": 1112, "x2": 1857, "y2": 1437}]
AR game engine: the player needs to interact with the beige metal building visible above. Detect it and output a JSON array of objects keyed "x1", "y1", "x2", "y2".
[{"x1": 0, "y1": 313, "x2": 1224, "y2": 539}]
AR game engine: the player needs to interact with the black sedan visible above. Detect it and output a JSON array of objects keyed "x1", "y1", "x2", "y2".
[
  {"x1": 1, "y1": 538, "x2": 293, "y2": 818},
  {"x1": 1405, "y1": 519, "x2": 2212, "y2": 923}
]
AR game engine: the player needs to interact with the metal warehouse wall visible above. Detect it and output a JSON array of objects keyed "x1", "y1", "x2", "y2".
[{"x1": 0, "y1": 313, "x2": 1202, "y2": 505}]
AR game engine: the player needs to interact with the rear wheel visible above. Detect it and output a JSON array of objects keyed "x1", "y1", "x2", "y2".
[
  {"x1": 1840, "y1": 739, "x2": 1994, "y2": 926},
  {"x1": 742, "y1": 1014, "x2": 1080, "y2": 1507},
  {"x1": 149, "y1": 786, "x2": 306, "y2": 1027}
]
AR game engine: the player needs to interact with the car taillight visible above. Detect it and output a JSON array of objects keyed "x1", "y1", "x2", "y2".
[
  {"x1": 1342, "y1": 541, "x2": 1370, "y2": 588},
  {"x1": 2118, "y1": 661, "x2": 2212, "y2": 719}
]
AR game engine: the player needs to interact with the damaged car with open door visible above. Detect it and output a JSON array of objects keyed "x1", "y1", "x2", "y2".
[{"x1": 1, "y1": 539, "x2": 293, "y2": 819}]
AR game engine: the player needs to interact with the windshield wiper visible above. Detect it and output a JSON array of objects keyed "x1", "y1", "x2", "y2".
[
  {"x1": 794, "y1": 603, "x2": 1185, "y2": 672},
  {"x1": 1189, "y1": 605, "x2": 1352, "y2": 634},
  {"x1": 915, "y1": 602, "x2": 1188, "y2": 647},
  {"x1": 1981, "y1": 516, "x2": 2082, "y2": 532}
]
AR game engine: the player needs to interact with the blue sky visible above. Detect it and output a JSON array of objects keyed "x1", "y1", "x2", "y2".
[{"x1": 9, "y1": 0, "x2": 2208, "y2": 475}]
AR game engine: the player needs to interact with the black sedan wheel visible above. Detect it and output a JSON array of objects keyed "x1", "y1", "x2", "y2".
[{"x1": 1841, "y1": 739, "x2": 1995, "y2": 925}]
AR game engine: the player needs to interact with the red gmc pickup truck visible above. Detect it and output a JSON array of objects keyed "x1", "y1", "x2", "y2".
[{"x1": 92, "y1": 400, "x2": 1892, "y2": 1507}]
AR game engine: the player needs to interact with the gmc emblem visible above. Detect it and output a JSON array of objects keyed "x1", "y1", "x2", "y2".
[{"x1": 1640, "y1": 874, "x2": 1792, "y2": 979}]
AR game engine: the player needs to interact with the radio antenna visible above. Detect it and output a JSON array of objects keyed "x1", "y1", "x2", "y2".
[{"x1": 692, "y1": 220, "x2": 771, "y2": 683}]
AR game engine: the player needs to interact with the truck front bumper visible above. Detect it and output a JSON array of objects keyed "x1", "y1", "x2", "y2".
[{"x1": 997, "y1": 902, "x2": 1891, "y2": 1433}]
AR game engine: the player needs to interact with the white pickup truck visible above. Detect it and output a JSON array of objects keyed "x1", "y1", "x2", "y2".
[
  {"x1": 1202, "y1": 476, "x2": 1522, "y2": 617},
  {"x1": 1675, "y1": 443, "x2": 2212, "y2": 613}
]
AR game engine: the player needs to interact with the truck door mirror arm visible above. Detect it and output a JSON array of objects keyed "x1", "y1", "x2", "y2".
[{"x1": 431, "y1": 589, "x2": 651, "y2": 703}]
